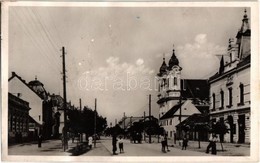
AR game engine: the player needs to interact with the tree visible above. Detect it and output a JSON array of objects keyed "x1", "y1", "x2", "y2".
[{"x1": 67, "y1": 106, "x2": 107, "y2": 138}]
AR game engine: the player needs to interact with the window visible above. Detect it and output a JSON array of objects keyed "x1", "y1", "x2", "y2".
[
  {"x1": 220, "y1": 90, "x2": 224, "y2": 109},
  {"x1": 228, "y1": 88, "x2": 233, "y2": 107},
  {"x1": 239, "y1": 83, "x2": 244, "y2": 105},
  {"x1": 212, "y1": 93, "x2": 216, "y2": 110},
  {"x1": 170, "y1": 119, "x2": 172, "y2": 125},
  {"x1": 174, "y1": 77, "x2": 177, "y2": 86}
]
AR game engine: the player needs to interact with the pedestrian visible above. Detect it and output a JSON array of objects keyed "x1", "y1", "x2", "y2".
[
  {"x1": 160, "y1": 135, "x2": 166, "y2": 153},
  {"x1": 88, "y1": 135, "x2": 93, "y2": 149},
  {"x1": 211, "y1": 135, "x2": 218, "y2": 155},
  {"x1": 118, "y1": 135, "x2": 124, "y2": 153},
  {"x1": 112, "y1": 134, "x2": 118, "y2": 155},
  {"x1": 182, "y1": 136, "x2": 188, "y2": 150},
  {"x1": 164, "y1": 134, "x2": 170, "y2": 152},
  {"x1": 206, "y1": 133, "x2": 218, "y2": 154},
  {"x1": 38, "y1": 134, "x2": 42, "y2": 148}
]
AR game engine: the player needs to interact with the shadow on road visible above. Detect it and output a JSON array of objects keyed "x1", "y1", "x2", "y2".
[{"x1": 67, "y1": 142, "x2": 91, "y2": 156}]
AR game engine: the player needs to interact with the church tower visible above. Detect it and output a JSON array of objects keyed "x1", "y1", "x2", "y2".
[
  {"x1": 157, "y1": 45, "x2": 182, "y2": 117},
  {"x1": 236, "y1": 9, "x2": 251, "y2": 60}
]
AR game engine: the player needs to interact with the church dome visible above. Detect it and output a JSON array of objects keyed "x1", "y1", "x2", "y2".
[
  {"x1": 159, "y1": 58, "x2": 168, "y2": 76},
  {"x1": 28, "y1": 78, "x2": 44, "y2": 87},
  {"x1": 168, "y1": 48, "x2": 179, "y2": 70},
  {"x1": 28, "y1": 76, "x2": 47, "y2": 99}
]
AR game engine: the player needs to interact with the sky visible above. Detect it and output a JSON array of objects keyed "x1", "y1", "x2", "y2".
[{"x1": 8, "y1": 5, "x2": 250, "y2": 125}]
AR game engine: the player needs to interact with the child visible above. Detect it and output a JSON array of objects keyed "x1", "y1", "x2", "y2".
[
  {"x1": 118, "y1": 135, "x2": 124, "y2": 153},
  {"x1": 88, "y1": 135, "x2": 93, "y2": 149}
]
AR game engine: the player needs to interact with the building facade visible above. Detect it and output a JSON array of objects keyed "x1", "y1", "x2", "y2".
[
  {"x1": 208, "y1": 10, "x2": 250, "y2": 143},
  {"x1": 8, "y1": 93, "x2": 31, "y2": 144}
]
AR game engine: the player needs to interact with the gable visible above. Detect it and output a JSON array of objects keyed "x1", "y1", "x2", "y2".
[
  {"x1": 160, "y1": 100, "x2": 201, "y2": 120},
  {"x1": 9, "y1": 76, "x2": 43, "y2": 124}
]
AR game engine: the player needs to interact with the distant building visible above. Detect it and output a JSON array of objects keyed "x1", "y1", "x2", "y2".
[
  {"x1": 208, "y1": 10, "x2": 250, "y2": 143},
  {"x1": 8, "y1": 93, "x2": 31, "y2": 144},
  {"x1": 156, "y1": 46, "x2": 209, "y2": 139}
]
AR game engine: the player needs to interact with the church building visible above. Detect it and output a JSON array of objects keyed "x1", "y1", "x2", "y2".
[{"x1": 157, "y1": 46, "x2": 209, "y2": 139}]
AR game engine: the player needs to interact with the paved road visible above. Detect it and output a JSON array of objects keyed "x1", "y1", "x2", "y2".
[
  {"x1": 100, "y1": 137, "x2": 208, "y2": 156},
  {"x1": 9, "y1": 137, "x2": 247, "y2": 156}
]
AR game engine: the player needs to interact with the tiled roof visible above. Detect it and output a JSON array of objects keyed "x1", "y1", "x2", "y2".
[
  {"x1": 160, "y1": 102, "x2": 184, "y2": 120},
  {"x1": 181, "y1": 79, "x2": 209, "y2": 100},
  {"x1": 175, "y1": 113, "x2": 209, "y2": 128}
]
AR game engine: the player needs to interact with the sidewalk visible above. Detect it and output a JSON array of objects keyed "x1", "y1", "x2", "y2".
[
  {"x1": 8, "y1": 139, "x2": 78, "y2": 156},
  {"x1": 167, "y1": 139, "x2": 250, "y2": 156},
  {"x1": 130, "y1": 136, "x2": 250, "y2": 156}
]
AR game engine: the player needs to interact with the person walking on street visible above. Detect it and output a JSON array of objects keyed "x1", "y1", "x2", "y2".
[
  {"x1": 38, "y1": 134, "x2": 42, "y2": 148},
  {"x1": 118, "y1": 135, "x2": 124, "y2": 153},
  {"x1": 88, "y1": 135, "x2": 93, "y2": 149},
  {"x1": 211, "y1": 135, "x2": 218, "y2": 155},
  {"x1": 112, "y1": 134, "x2": 118, "y2": 155},
  {"x1": 182, "y1": 136, "x2": 188, "y2": 150},
  {"x1": 160, "y1": 135, "x2": 166, "y2": 153},
  {"x1": 206, "y1": 134, "x2": 218, "y2": 154},
  {"x1": 164, "y1": 134, "x2": 170, "y2": 152}
]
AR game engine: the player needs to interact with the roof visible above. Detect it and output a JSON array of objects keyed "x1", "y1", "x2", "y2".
[
  {"x1": 209, "y1": 55, "x2": 250, "y2": 83},
  {"x1": 28, "y1": 115, "x2": 41, "y2": 126},
  {"x1": 175, "y1": 113, "x2": 209, "y2": 128},
  {"x1": 195, "y1": 105, "x2": 209, "y2": 114},
  {"x1": 160, "y1": 102, "x2": 184, "y2": 120},
  {"x1": 8, "y1": 72, "x2": 45, "y2": 100},
  {"x1": 8, "y1": 93, "x2": 31, "y2": 110},
  {"x1": 181, "y1": 79, "x2": 209, "y2": 100}
]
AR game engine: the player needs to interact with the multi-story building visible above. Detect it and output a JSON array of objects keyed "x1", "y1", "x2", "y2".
[
  {"x1": 8, "y1": 93, "x2": 31, "y2": 144},
  {"x1": 208, "y1": 10, "x2": 250, "y2": 143},
  {"x1": 157, "y1": 47, "x2": 209, "y2": 139}
]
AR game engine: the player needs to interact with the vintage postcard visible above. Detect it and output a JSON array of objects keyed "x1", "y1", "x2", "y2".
[{"x1": 1, "y1": 1, "x2": 259, "y2": 162}]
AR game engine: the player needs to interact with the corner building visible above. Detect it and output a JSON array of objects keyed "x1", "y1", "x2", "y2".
[{"x1": 208, "y1": 10, "x2": 250, "y2": 143}]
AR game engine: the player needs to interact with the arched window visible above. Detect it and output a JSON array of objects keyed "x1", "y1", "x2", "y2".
[
  {"x1": 212, "y1": 93, "x2": 216, "y2": 110},
  {"x1": 174, "y1": 77, "x2": 177, "y2": 86},
  {"x1": 220, "y1": 90, "x2": 224, "y2": 109},
  {"x1": 239, "y1": 83, "x2": 244, "y2": 104},
  {"x1": 228, "y1": 87, "x2": 233, "y2": 107}
]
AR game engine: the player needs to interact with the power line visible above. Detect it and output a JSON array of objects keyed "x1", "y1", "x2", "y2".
[
  {"x1": 12, "y1": 10, "x2": 61, "y2": 76},
  {"x1": 26, "y1": 7, "x2": 61, "y2": 65},
  {"x1": 18, "y1": 8, "x2": 61, "y2": 71}
]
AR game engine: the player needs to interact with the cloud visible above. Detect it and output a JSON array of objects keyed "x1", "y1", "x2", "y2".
[
  {"x1": 195, "y1": 34, "x2": 207, "y2": 44},
  {"x1": 136, "y1": 58, "x2": 144, "y2": 66},
  {"x1": 176, "y1": 34, "x2": 227, "y2": 78}
]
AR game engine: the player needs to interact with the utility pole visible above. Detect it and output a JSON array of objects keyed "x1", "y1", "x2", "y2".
[
  {"x1": 123, "y1": 112, "x2": 126, "y2": 138},
  {"x1": 62, "y1": 46, "x2": 68, "y2": 151},
  {"x1": 94, "y1": 98, "x2": 97, "y2": 148},
  {"x1": 143, "y1": 111, "x2": 146, "y2": 142},
  {"x1": 149, "y1": 94, "x2": 151, "y2": 144},
  {"x1": 79, "y1": 98, "x2": 82, "y2": 111},
  {"x1": 123, "y1": 112, "x2": 126, "y2": 129},
  {"x1": 179, "y1": 85, "x2": 182, "y2": 140}
]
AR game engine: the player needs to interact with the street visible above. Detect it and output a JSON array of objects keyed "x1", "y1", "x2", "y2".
[{"x1": 9, "y1": 137, "x2": 210, "y2": 156}]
